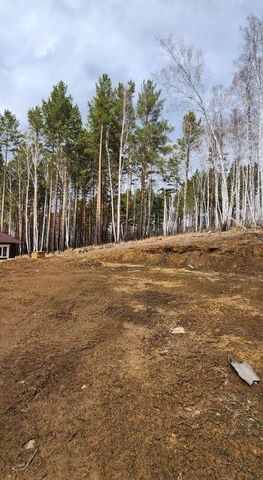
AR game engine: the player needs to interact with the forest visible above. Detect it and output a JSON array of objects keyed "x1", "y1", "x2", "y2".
[{"x1": 0, "y1": 15, "x2": 263, "y2": 253}]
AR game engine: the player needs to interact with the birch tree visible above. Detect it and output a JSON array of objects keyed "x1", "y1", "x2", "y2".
[
  {"x1": 115, "y1": 81, "x2": 135, "y2": 242},
  {"x1": 27, "y1": 107, "x2": 43, "y2": 251},
  {"x1": 159, "y1": 37, "x2": 232, "y2": 228}
]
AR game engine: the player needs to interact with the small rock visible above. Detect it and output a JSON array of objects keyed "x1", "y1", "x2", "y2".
[
  {"x1": 170, "y1": 327, "x2": 185, "y2": 334},
  {"x1": 193, "y1": 409, "x2": 201, "y2": 416},
  {"x1": 24, "y1": 439, "x2": 36, "y2": 450},
  {"x1": 159, "y1": 350, "x2": 168, "y2": 356},
  {"x1": 81, "y1": 384, "x2": 87, "y2": 390}
]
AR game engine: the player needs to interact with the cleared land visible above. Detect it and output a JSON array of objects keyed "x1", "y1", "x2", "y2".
[{"x1": 0, "y1": 230, "x2": 262, "y2": 480}]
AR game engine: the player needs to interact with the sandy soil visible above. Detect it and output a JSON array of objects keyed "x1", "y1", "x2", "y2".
[{"x1": 0, "y1": 230, "x2": 262, "y2": 480}]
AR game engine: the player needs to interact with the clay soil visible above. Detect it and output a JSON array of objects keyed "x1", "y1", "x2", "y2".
[{"x1": 0, "y1": 230, "x2": 262, "y2": 480}]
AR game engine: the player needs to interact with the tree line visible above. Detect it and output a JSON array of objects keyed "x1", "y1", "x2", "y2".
[{"x1": 0, "y1": 15, "x2": 263, "y2": 253}]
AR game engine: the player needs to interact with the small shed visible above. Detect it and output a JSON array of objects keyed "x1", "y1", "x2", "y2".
[{"x1": 0, "y1": 232, "x2": 20, "y2": 259}]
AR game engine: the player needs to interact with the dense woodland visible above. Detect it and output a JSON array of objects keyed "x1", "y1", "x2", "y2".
[{"x1": 0, "y1": 15, "x2": 263, "y2": 253}]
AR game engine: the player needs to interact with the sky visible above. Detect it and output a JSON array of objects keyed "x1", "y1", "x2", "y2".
[{"x1": 0, "y1": 0, "x2": 262, "y2": 125}]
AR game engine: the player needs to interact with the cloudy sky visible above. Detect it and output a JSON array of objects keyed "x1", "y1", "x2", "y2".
[{"x1": 0, "y1": 0, "x2": 262, "y2": 124}]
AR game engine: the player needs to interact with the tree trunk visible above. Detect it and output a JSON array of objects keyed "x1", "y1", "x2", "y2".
[
  {"x1": 59, "y1": 165, "x2": 67, "y2": 251},
  {"x1": 139, "y1": 166, "x2": 146, "y2": 239},
  {"x1": 163, "y1": 191, "x2": 167, "y2": 236},
  {"x1": 105, "y1": 126, "x2": 116, "y2": 242},
  {"x1": 46, "y1": 174, "x2": 53, "y2": 252},
  {"x1": 116, "y1": 90, "x2": 127, "y2": 242},
  {"x1": 25, "y1": 153, "x2": 31, "y2": 255},
  {"x1": 95, "y1": 122, "x2": 103, "y2": 245},
  {"x1": 8, "y1": 172, "x2": 12, "y2": 235},
  {"x1": 125, "y1": 170, "x2": 131, "y2": 239},
  {"x1": 51, "y1": 171, "x2": 59, "y2": 253},
  {"x1": 33, "y1": 162, "x2": 38, "y2": 251},
  {"x1": 0, "y1": 145, "x2": 8, "y2": 231},
  {"x1": 40, "y1": 178, "x2": 48, "y2": 252},
  {"x1": 183, "y1": 146, "x2": 190, "y2": 233},
  {"x1": 72, "y1": 185, "x2": 78, "y2": 248}
]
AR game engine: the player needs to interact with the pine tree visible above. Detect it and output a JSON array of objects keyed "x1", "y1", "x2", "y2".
[
  {"x1": 42, "y1": 81, "x2": 82, "y2": 250},
  {"x1": 0, "y1": 110, "x2": 21, "y2": 231},
  {"x1": 135, "y1": 80, "x2": 172, "y2": 238},
  {"x1": 176, "y1": 111, "x2": 202, "y2": 232},
  {"x1": 87, "y1": 74, "x2": 115, "y2": 244}
]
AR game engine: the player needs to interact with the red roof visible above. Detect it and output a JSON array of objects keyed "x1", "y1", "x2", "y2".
[{"x1": 0, "y1": 232, "x2": 20, "y2": 244}]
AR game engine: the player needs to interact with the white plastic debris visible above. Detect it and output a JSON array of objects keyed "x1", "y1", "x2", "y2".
[
  {"x1": 170, "y1": 327, "x2": 185, "y2": 334},
  {"x1": 24, "y1": 439, "x2": 36, "y2": 450},
  {"x1": 228, "y1": 357, "x2": 260, "y2": 386},
  {"x1": 81, "y1": 384, "x2": 87, "y2": 390}
]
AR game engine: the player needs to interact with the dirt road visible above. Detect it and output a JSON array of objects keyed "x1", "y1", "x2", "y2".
[{"x1": 0, "y1": 231, "x2": 262, "y2": 479}]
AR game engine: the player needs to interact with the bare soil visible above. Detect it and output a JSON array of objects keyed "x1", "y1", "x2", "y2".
[{"x1": 0, "y1": 230, "x2": 262, "y2": 480}]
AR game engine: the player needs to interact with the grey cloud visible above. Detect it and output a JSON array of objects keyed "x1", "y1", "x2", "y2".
[{"x1": 0, "y1": 0, "x2": 262, "y2": 125}]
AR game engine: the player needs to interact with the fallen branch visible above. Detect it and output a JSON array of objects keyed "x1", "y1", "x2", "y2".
[{"x1": 22, "y1": 448, "x2": 38, "y2": 471}]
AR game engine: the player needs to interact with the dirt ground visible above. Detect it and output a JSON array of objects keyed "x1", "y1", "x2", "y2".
[{"x1": 0, "y1": 230, "x2": 262, "y2": 480}]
